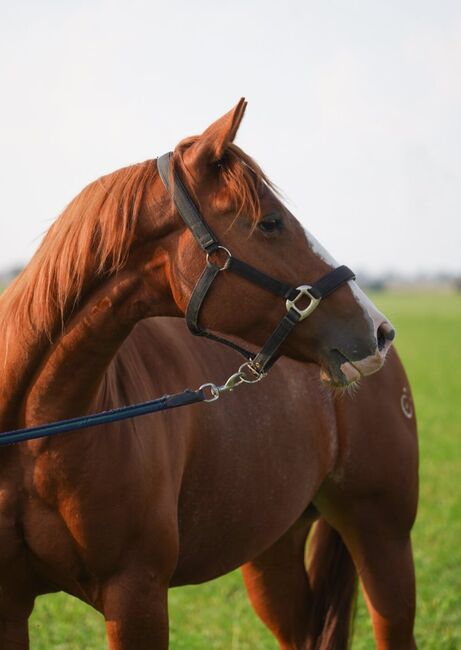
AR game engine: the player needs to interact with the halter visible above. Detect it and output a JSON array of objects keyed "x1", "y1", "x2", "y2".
[{"x1": 157, "y1": 152, "x2": 355, "y2": 379}]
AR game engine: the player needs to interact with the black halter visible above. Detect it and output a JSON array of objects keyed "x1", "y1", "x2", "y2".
[{"x1": 157, "y1": 152, "x2": 355, "y2": 377}]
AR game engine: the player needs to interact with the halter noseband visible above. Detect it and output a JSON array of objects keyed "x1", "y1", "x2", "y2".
[{"x1": 157, "y1": 152, "x2": 355, "y2": 377}]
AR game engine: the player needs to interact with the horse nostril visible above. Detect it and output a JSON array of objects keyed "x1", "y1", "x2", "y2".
[{"x1": 377, "y1": 322, "x2": 395, "y2": 352}]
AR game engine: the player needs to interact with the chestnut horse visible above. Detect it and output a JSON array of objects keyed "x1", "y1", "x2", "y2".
[{"x1": 0, "y1": 101, "x2": 417, "y2": 648}]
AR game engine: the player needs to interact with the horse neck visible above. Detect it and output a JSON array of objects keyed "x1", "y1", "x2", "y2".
[{"x1": 0, "y1": 266, "x2": 175, "y2": 434}]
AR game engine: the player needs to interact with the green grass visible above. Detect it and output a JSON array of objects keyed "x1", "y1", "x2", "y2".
[{"x1": 27, "y1": 292, "x2": 461, "y2": 648}]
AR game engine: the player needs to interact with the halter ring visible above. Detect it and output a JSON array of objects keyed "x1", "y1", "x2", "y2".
[
  {"x1": 286, "y1": 285, "x2": 321, "y2": 321},
  {"x1": 206, "y1": 246, "x2": 232, "y2": 271},
  {"x1": 238, "y1": 362, "x2": 266, "y2": 384}
]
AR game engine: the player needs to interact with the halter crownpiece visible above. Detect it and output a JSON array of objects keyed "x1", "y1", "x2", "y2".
[{"x1": 157, "y1": 152, "x2": 356, "y2": 375}]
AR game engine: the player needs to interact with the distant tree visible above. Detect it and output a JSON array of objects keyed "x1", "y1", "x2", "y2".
[
  {"x1": 365, "y1": 279, "x2": 386, "y2": 292},
  {"x1": 7, "y1": 265, "x2": 23, "y2": 279},
  {"x1": 0, "y1": 265, "x2": 23, "y2": 289}
]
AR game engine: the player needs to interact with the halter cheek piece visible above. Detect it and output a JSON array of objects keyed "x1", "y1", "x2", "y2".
[{"x1": 157, "y1": 152, "x2": 355, "y2": 378}]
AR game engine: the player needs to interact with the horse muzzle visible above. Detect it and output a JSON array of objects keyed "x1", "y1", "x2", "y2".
[{"x1": 320, "y1": 321, "x2": 396, "y2": 387}]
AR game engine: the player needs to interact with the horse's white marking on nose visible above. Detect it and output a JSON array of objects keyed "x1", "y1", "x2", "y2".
[
  {"x1": 301, "y1": 227, "x2": 390, "y2": 336},
  {"x1": 302, "y1": 227, "x2": 338, "y2": 267},
  {"x1": 348, "y1": 281, "x2": 391, "y2": 337}
]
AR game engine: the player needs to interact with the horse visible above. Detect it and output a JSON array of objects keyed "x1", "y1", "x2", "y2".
[{"x1": 0, "y1": 99, "x2": 416, "y2": 649}]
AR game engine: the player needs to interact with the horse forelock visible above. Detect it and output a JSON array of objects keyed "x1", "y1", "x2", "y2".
[
  {"x1": 221, "y1": 144, "x2": 276, "y2": 228},
  {"x1": 0, "y1": 160, "x2": 157, "y2": 340},
  {"x1": 173, "y1": 140, "x2": 276, "y2": 229}
]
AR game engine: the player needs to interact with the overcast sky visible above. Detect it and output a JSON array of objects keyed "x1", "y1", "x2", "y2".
[{"x1": 1, "y1": 0, "x2": 460, "y2": 275}]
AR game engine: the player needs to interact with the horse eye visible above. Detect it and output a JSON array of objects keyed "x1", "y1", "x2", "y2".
[{"x1": 258, "y1": 216, "x2": 283, "y2": 235}]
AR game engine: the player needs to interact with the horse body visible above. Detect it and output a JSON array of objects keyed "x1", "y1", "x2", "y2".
[
  {"x1": 19, "y1": 319, "x2": 332, "y2": 588},
  {"x1": 0, "y1": 318, "x2": 417, "y2": 649},
  {"x1": 0, "y1": 101, "x2": 417, "y2": 648}
]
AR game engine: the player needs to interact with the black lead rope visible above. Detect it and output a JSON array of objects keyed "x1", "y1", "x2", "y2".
[{"x1": 0, "y1": 389, "x2": 206, "y2": 447}]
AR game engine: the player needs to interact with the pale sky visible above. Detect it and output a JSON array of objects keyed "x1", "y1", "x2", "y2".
[{"x1": 1, "y1": 0, "x2": 460, "y2": 275}]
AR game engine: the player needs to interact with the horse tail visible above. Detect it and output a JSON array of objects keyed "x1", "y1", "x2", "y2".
[{"x1": 306, "y1": 518, "x2": 357, "y2": 649}]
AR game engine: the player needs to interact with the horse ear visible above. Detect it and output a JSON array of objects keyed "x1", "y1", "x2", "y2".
[{"x1": 184, "y1": 98, "x2": 247, "y2": 172}]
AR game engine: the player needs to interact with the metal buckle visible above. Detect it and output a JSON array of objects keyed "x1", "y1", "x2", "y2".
[
  {"x1": 206, "y1": 246, "x2": 232, "y2": 271},
  {"x1": 285, "y1": 285, "x2": 321, "y2": 321}
]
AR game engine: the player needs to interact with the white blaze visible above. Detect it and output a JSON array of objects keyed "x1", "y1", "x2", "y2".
[{"x1": 302, "y1": 227, "x2": 388, "y2": 335}]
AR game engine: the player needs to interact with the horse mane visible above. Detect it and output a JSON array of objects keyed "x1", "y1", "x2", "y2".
[
  {"x1": 0, "y1": 160, "x2": 157, "y2": 340},
  {"x1": 0, "y1": 143, "x2": 275, "y2": 345}
]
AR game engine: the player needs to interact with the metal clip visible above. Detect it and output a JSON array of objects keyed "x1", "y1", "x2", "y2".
[
  {"x1": 199, "y1": 383, "x2": 221, "y2": 402},
  {"x1": 222, "y1": 371, "x2": 245, "y2": 392},
  {"x1": 200, "y1": 360, "x2": 267, "y2": 405}
]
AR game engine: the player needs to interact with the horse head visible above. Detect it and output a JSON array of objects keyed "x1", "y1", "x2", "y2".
[{"x1": 139, "y1": 99, "x2": 394, "y2": 387}]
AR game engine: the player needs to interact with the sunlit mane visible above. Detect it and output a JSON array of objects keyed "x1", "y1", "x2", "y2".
[{"x1": 0, "y1": 160, "x2": 157, "y2": 340}]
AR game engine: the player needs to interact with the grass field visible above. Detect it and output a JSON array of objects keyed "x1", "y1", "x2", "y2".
[{"x1": 23, "y1": 292, "x2": 461, "y2": 648}]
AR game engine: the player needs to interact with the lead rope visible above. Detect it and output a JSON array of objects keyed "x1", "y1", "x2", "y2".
[{"x1": 0, "y1": 361, "x2": 263, "y2": 447}]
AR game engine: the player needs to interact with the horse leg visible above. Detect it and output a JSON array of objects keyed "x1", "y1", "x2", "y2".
[
  {"x1": 0, "y1": 561, "x2": 38, "y2": 650},
  {"x1": 101, "y1": 562, "x2": 172, "y2": 650},
  {"x1": 316, "y1": 491, "x2": 417, "y2": 650},
  {"x1": 241, "y1": 513, "x2": 313, "y2": 649},
  {"x1": 0, "y1": 593, "x2": 34, "y2": 650},
  {"x1": 0, "y1": 613, "x2": 31, "y2": 650},
  {"x1": 242, "y1": 511, "x2": 358, "y2": 650},
  {"x1": 345, "y1": 520, "x2": 416, "y2": 649}
]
